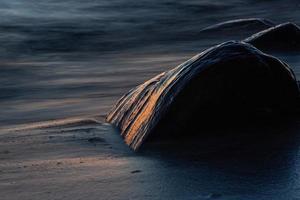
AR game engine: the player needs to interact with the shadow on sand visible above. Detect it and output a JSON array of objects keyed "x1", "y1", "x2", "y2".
[{"x1": 136, "y1": 118, "x2": 300, "y2": 198}]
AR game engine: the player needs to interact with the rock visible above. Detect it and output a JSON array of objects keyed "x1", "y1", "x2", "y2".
[
  {"x1": 106, "y1": 41, "x2": 299, "y2": 151},
  {"x1": 130, "y1": 170, "x2": 142, "y2": 174},
  {"x1": 200, "y1": 18, "x2": 274, "y2": 36},
  {"x1": 88, "y1": 137, "x2": 105, "y2": 143},
  {"x1": 244, "y1": 22, "x2": 300, "y2": 51}
]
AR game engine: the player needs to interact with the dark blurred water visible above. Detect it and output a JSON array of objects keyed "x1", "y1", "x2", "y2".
[{"x1": 1, "y1": 0, "x2": 300, "y2": 127}]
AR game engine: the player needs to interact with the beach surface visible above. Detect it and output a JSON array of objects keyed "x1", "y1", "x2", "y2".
[
  {"x1": 1, "y1": 1, "x2": 300, "y2": 199},
  {"x1": 1, "y1": 119, "x2": 300, "y2": 200}
]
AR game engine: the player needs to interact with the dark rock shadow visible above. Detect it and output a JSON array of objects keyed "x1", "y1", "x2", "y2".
[
  {"x1": 137, "y1": 118, "x2": 300, "y2": 198},
  {"x1": 141, "y1": 116, "x2": 300, "y2": 158}
]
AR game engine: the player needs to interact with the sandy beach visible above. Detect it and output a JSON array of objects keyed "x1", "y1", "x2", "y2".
[
  {"x1": 1, "y1": 1, "x2": 300, "y2": 199},
  {"x1": 1, "y1": 118, "x2": 300, "y2": 200}
]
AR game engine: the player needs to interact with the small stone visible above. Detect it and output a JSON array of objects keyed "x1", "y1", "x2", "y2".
[{"x1": 131, "y1": 170, "x2": 142, "y2": 174}]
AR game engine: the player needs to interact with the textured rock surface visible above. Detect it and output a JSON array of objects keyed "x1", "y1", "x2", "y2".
[
  {"x1": 106, "y1": 41, "x2": 299, "y2": 150},
  {"x1": 244, "y1": 22, "x2": 300, "y2": 51}
]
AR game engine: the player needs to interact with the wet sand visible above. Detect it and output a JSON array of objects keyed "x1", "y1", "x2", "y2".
[{"x1": 1, "y1": 120, "x2": 300, "y2": 200}]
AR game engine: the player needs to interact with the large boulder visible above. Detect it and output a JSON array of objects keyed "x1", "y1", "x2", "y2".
[
  {"x1": 106, "y1": 41, "x2": 299, "y2": 151},
  {"x1": 244, "y1": 22, "x2": 300, "y2": 51}
]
